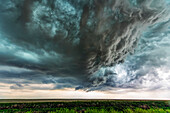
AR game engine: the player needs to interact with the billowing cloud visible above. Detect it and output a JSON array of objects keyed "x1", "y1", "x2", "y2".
[
  {"x1": 0, "y1": 0, "x2": 170, "y2": 92},
  {"x1": 86, "y1": 19, "x2": 170, "y2": 91}
]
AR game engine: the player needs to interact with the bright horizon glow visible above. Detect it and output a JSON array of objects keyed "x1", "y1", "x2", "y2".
[{"x1": 0, "y1": 83, "x2": 170, "y2": 100}]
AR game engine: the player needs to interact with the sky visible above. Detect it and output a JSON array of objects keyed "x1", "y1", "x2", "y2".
[{"x1": 0, "y1": 0, "x2": 170, "y2": 99}]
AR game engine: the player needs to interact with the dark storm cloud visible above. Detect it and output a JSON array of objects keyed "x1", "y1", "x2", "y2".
[
  {"x1": 0, "y1": 0, "x2": 170, "y2": 91},
  {"x1": 0, "y1": 65, "x2": 80, "y2": 90},
  {"x1": 86, "y1": 19, "x2": 170, "y2": 91},
  {"x1": 10, "y1": 83, "x2": 74, "y2": 90}
]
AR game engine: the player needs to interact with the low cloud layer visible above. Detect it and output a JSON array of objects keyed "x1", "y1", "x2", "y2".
[{"x1": 0, "y1": 0, "x2": 170, "y2": 92}]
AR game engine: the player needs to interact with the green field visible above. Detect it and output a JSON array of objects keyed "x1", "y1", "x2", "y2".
[{"x1": 0, "y1": 100, "x2": 170, "y2": 113}]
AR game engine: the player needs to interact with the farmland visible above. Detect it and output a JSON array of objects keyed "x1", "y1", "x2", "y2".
[{"x1": 0, "y1": 99, "x2": 170, "y2": 113}]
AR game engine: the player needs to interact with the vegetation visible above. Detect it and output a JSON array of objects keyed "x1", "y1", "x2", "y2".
[{"x1": 0, "y1": 100, "x2": 169, "y2": 113}]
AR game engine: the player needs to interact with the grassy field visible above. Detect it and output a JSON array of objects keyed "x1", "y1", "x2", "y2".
[{"x1": 0, "y1": 99, "x2": 170, "y2": 113}]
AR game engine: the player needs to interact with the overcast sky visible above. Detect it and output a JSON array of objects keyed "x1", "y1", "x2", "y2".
[{"x1": 0, "y1": 0, "x2": 170, "y2": 99}]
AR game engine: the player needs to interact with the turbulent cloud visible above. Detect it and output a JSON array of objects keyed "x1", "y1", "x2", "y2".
[
  {"x1": 87, "y1": 20, "x2": 170, "y2": 91},
  {"x1": 0, "y1": 0, "x2": 169, "y2": 91}
]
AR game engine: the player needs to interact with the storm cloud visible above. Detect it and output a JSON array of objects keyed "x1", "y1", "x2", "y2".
[{"x1": 0, "y1": 0, "x2": 170, "y2": 91}]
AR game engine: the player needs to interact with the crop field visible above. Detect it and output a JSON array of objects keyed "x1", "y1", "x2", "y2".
[{"x1": 0, "y1": 100, "x2": 170, "y2": 113}]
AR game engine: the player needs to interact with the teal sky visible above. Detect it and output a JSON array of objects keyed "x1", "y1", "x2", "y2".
[{"x1": 0, "y1": 0, "x2": 170, "y2": 99}]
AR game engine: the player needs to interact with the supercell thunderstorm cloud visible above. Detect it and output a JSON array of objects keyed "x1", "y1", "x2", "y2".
[{"x1": 0, "y1": 0, "x2": 170, "y2": 92}]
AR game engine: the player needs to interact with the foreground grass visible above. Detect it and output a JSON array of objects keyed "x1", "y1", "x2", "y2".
[
  {"x1": 2, "y1": 108, "x2": 170, "y2": 113},
  {"x1": 24, "y1": 108, "x2": 170, "y2": 113},
  {"x1": 0, "y1": 100, "x2": 170, "y2": 113}
]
